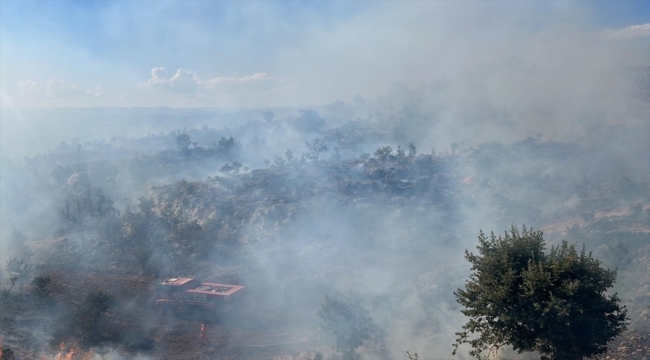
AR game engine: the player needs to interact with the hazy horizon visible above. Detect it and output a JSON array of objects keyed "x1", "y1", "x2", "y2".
[
  {"x1": 2, "y1": 1, "x2": 649, "y2": 109},
  {"x1": 0, "y1": 1, "x2": 648, "y2": 359}
]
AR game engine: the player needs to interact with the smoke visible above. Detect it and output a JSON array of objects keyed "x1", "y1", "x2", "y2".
[{"x1": 1, "y1": 1, "x2": 648, "y2": 359}]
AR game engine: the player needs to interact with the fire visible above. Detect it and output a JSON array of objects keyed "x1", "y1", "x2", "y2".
[{"x1": 50, "y1": 343, "x2": 94, "y2": 360}]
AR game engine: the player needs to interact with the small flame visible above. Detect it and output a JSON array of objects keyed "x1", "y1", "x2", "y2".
[
  {"x1": 51, "y1": 343, "x2": 93, "y2": 360},
  {"x1": 83, "y1": 349, "x2": 94, "y2": 360}
]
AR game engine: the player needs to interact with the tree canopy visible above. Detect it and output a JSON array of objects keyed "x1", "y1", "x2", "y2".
[
  {"x1": 453, "y1": 225, "x2": 628, "y2": 360},
  {"x1": 175, "y1": 134, "x2": 191, "y2": 151}
]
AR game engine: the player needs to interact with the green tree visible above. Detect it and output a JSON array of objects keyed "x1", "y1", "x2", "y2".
[
  {"x1": 374, "y1": 146, "x2": 393, "y2": 169},
  {"x1": 220, "y1": 161, "x2": 243, "y2": 177},
  {"x1": 285, "y1": 149, "x2": 295, "y2": 163},
  {"x1": 76, "y1": 289, "x2": 115, "y2": 344},
  {"x1": 453, "y1": 226, "x2": 627, "y2": 360},
  {"x1": 396, "y1": 145, "x2": 406, "y2": 158},
  {"x1": 215, "y1": 136, "x2": 241, "y2": 157},
  {"x1": 176, "y1": 134, "x2": 191, "y2": 151},
  {"x1": 305, "y1": 139, "x2": 328, "y2": 162},
  {"x1": 231, "y1": 161, "x2": 243, "y2": 177},
  {"x1": 273, "y1": 155, "x2": 286, "y2": 168},
  {"x1": 408, "y1": 143, "x2": 417, "y2": 157},
  {"x1": 374, "y1": 146, "x2": 392, "y2": 160}
]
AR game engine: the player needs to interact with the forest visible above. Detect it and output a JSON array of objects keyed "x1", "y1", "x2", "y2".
[{"x1": 1, "y1": 67, "x2": 649, "y2": 360}]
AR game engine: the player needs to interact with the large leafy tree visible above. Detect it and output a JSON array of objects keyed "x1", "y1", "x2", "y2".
[{"x1": 453, "y1": 225, "x2": 627, "y2": 360}]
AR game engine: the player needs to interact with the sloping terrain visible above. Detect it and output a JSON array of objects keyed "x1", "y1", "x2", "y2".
[{"x1": 1, "y1": 117, "x2": 648, "y2": 359}]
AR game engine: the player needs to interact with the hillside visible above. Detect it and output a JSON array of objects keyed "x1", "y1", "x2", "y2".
[{"x1": 0, "y1": 109, "x2": 648, "y2": 360}]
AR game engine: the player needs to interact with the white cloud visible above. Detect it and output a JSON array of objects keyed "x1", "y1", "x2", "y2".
[
  {"x1": 143, "y1": 67, "x2": 170, "y2": 87},
  {"x1": 4, "y1": 2, "x2": 648, "y2": 108},
  {"x1": 46, "y1": 78, "x2": 102, "y2": 97},
  {"x1": 168, "y1": 69, "x2": 201, "y2": 93},
  {"x1": 137, "y1": 67, "x2": 283, "y2": 94},
  {"x1": 138, "y1": 67, "x2": 200, "y2": 93},
  {"x1": 604, "y1": 23, "x2": 650, "y2": 39}
]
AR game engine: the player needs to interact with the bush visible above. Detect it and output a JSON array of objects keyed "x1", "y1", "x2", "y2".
[
  {"x1": 1, "y1": 347, "x2": 15, "y2": 360},
  {"x1": 31, "y1": 275, "x2": 52, "y2": 298},
  {"x1": 75, "y1": 289, "x2": 115, "y2": 344},
  {"x1": 176, "y1": 134, "x2": 191, "y2": 151},
  {"x1": 59, "y1": 187, "x2": 117, "y2": 233},
  {"x1": 214, "y1": 136, "x2": 241, "y2": 157}
]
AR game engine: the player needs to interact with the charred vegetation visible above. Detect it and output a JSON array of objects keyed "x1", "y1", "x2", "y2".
[{"x1": 1, "y1": 69, "x2": 649, "y2": 359}]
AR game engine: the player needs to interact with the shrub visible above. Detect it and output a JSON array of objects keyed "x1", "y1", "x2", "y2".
[{"x1": 31, "y1": 275, "x2": 52, "y2": 298}]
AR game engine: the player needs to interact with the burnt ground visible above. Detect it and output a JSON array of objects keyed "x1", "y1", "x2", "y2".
[
  {"x1": 0, "y1": 269, "x2": 330, "y2": 360},
  {"x1": 2, "y1": 135, "x2": 649, "y2": 359},
  {"x1": 150, "y1": 321, "x2": 319, "y2": 360},
  {"x1": 2, "y1": 207, "x2": 649, "y2": 359},
  {"x1": 1, "y1": 258, "x2": 649, "y2": 360}
]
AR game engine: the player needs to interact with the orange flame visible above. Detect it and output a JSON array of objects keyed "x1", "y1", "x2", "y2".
[{"x1": 51, "y1": 343, "x2": 93, "y2": 360}]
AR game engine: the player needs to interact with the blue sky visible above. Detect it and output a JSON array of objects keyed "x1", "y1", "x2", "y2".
[
  {"x1": 1, "y1": 0, "x2": 648, "y2": 108},
  {"x1": 588, "y1": 0, "x2": 650, "y2": 28}
]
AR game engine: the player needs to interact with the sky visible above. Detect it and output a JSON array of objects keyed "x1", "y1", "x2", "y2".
[{"x1": 0, "y1": 0, "x2": 648, "y2": 109}]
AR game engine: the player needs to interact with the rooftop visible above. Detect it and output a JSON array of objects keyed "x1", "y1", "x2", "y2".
[{"x1": 187, "y1": 282, "x2": 245, "y2": 296}]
